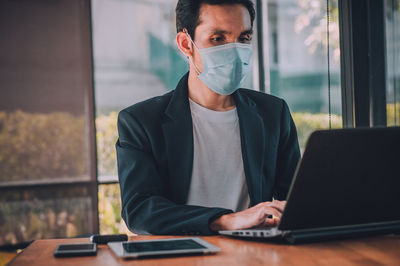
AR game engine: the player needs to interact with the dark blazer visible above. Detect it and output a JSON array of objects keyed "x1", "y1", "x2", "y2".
[{"x1": 116, "y1": 72, "x2": 300, "y2": 235}]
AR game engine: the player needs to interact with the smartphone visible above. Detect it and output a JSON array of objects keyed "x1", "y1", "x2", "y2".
[{"x1": 53, "y1": 243, "x2": 97, "y2": 257}]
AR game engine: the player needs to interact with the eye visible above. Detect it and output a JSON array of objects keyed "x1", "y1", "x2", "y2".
[
  {"x1": 211, "y1": 36, "x2": 224, "y2": 43},
  {"x1": 239, "y1": 35, "x2": 252, "y2": 43}
]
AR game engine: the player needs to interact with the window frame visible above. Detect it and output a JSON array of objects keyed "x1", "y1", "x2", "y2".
[{"x1": 339, "y1": 0, "x2": 388, "y2": 127}]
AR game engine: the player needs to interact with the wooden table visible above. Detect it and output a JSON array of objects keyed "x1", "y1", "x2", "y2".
[{"x1": 8, "y1": 234, "x2": 400, "y2": 266}]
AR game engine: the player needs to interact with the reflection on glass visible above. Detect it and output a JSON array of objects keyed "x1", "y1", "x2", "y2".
[
  {"x1": 0, "y1": 186, "x2": 93, "y2": 245},
  {"x1": 265, "y1": 0, "x2": 342, "y2": 150},
  {"x1": 0, "y1": 112, "x2": 88, "y2": 184},
  {"x1": 385, "y1": 0, "x2": 400, "y2": 126},
  {"x1": 0, "y1": 0, "x2": 92, "y2": 184},
  {"x1": 0, "y1": 0, "x2": 95, "y2": 246}
]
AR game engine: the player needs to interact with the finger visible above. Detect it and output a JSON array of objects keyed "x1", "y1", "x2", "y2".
[
  {"x1": 268, "y1": 203, "x2": 285, "y2": 213},
  {"x1": 273, "y1": 200, "x2": 286, "y2": 208},
  {"x1": 254, "y1": 214, "x2": 281, "y2": 228},
  {"x1": 261, "y1": 217, "x2": 276, "y2": 227},
  {"x1": 272, "y1": 216, "x2": 280, "y2": 226},
  {"x1": 253, "y1": 208, "x2": 273, "y2": 227},
  {"x1": 262, "y1": 201, "x2": 285, "y2": 213},
  {"x1": 263, "y1": 207, "x2": 282, "y2": 219},
  {"x1": 271, "y1": 201, "x2": 286, "y2": 212}
]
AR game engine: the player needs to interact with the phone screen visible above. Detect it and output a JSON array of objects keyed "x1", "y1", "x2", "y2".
[
  {"x1": 57, "y1": 244, "x2": 95, "y2": 251},
  {"x1": 54, "y1": 243, "x2": 97, "y2": 257}
]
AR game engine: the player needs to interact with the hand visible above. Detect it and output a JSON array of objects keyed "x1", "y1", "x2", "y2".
[{"x1": 210, "y1": 200, "x2": 286, "y2": 231}]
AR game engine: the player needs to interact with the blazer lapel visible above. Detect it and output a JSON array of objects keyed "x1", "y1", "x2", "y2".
[
  {"x1": 162, "y1": 73, "x2": 194, "y2": 204},
  {"x1": 233, "y1": 90, "x2": 267, "y2": 206}
]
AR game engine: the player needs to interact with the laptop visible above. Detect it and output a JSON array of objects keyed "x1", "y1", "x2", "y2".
[{"x1": 219, "y1": 127, "x2": 400, "y2": 243}]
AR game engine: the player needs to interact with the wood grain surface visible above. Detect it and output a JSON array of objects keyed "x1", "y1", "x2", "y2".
[{"x1": 8, "y1": 234, "x2": 400, "y2": 266}]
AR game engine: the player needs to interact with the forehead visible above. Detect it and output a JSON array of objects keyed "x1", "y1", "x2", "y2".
[{"x1": 196, "y1": 3, "x2": 252, "y2": 34}]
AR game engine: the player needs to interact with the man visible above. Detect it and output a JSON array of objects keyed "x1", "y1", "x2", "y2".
[{"x1": 116, "y1": 0, "x2": 300, "y2": 235}]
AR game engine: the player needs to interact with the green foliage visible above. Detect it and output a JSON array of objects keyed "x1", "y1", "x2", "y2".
[
  {"x1": 295, "y1": 0, "x2": 340, "y2": 62},
  {"x1": 292, "y1": 112, "x2": 342, "y2": 150},
  {"x1": 0, "y1": 111, "x2": 87, "y2": 182},
  {"x1": 0, "y1": 187, "x2": 91, "y2": 245},
  {"x1": 95, "y1": 114, "x2": 129, "y2": 234},
  {"x1": 387, "y1": 103, "x2": 400, "y2": 127},
  {"x1": 98, "y1": 184, "x2": 131, "y2": 235},
  {"x1": 96, "y1": 112, "x2": 118, "y2": 177},
  {"x1": 0, "y1": 111, "x2": 89, "y2": 245}
]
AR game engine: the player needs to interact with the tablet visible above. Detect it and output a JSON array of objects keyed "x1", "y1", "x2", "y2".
[{"x1": 108, "y1": 237, "x2": 220, "y2": 259}]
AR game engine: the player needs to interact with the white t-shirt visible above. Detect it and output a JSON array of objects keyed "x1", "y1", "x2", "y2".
[{"x1": 186, "y1": 98, "x2": 250, "y2": 212}]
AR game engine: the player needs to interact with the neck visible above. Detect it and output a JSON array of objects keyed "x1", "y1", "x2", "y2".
[{"x1": 187, "y1": 69, "x2": 236, "y2": 111}]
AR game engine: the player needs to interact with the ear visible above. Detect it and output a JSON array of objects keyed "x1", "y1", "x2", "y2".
[{"x1": 176, "y1": 31, "x2": 193, "y2": 58}]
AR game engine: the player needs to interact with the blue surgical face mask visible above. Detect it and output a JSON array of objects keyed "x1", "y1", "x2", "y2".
[{"x1": 185, "y1": 31, "x2": 253, "y2": 95}]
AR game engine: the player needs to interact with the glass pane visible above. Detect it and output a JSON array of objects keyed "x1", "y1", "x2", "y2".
[
  {"x1": 92, "y1": 0, "x2": 183, "y2": 182},
  {"x1": 0, "y1": 186, "x2": 94, "y2": 245},
  {"x1": 264, "y1": 0, "x2": 342, "y2": 151},
  {"x1": 98, "y1": 184, "x2": 131, "y2": 235},
  {"x1": 0, "y1": 0, "x2": 96, "y2": 245},
  {"x1": 385, "y1": 0, "x2": 400, "y2": 126},
  {"x1": 0, "y1": 112, "x2": 88, "y2": 184},
  {"x1": 0, "y1": 0, "x2": 93, "y2": 184},
  {"x1": 92, "y1": 0, "x2": 257, "y2": 182}
]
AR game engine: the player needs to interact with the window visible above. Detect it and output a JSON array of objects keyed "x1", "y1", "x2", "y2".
[
  {"x1": 92, "y1": 0, "x2": 186, "y2": 185},
  {"x1": 3, "y1": 0, "x2": 392, "y2": 245},
  {"x1": 0, "y1": 0, "x2": 97, "y2": 245},
  {"x1": 386, "y1": 0, "x2": 400, "y2": 126},
  {"x1": 263, "y1": 0, "x2": 342, "y2": 150},
  {"x1": 91, "y1": 0, "x2": 186, "y2": 234}
]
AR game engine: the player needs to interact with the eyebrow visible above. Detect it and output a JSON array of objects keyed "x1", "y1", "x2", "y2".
[
  {"x1": 209, "y1": 29, "x2": 253, "y2": 35},
  {"x1": 241, "y1": 29, "x2": 253, "y2": 35}
]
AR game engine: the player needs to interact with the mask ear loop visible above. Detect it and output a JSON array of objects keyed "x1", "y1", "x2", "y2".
[{"x1": 183, "y1": 28, "x2": 202, "y2": 75}]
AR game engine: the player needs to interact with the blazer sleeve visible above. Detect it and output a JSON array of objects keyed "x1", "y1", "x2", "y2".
[
  {"x1": 273, "y1": 100, "x2": 301, "y2": 200},
  {"x1": 116, "y1": 110, "x2": 233, "y2": 236}
]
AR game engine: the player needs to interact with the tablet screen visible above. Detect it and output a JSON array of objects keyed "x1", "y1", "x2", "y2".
[{"x1": 122, "y1": 239, "x2": 206, "y2": 253}]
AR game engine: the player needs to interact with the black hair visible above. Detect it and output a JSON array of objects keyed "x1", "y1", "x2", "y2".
[{"x1": 176, "y1": 0, "x2": 255, "y2": 40}]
